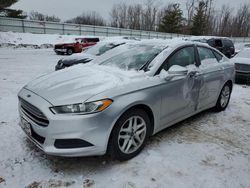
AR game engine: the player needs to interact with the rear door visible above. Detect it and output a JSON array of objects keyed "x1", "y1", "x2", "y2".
[{"x1": 196, "y1": 46, "x2": 224, "y2": 110}]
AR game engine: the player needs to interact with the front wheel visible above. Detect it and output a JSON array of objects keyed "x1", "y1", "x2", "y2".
[
  {"x1": 214, "y1": 83, "x2": 232, "y2": 111},
  {"x1": 66, "y1": 48, "x2": 73, "y2": 55},
  {"x1": 108, "y1": 109, "x2": 151, "y2": 161}
]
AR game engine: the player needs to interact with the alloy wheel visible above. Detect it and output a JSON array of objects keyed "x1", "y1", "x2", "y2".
[
  {"x1": 118, "y1": 116, "x2": 147, "y2": 154},
  {"x1": 220, "y1": 85, "x2": 230, "y2": 108}
]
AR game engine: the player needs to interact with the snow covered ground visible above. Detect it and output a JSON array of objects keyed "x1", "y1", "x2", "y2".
[
  {"x1": 0, "y1": 48, "x2": 250, "y2": 188},
  {"x1": 0, "y1": 31, "x2": 105, "y2": 48}
]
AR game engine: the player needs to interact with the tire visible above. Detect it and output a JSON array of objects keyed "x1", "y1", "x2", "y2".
[
  {"x1": 214, "y1": 83, "x2": 232, "y2": 111},
  {"x1": 66, "y1": 48, "x2": 73, "y2": 55},
  {"x1": 108, "y1": 109, "x2": 151, "y2": 161}
]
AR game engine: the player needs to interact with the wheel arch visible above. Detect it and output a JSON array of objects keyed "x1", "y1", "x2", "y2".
[
  {"x1": 216, "y1": 79, "x2": 233, "y2": 101},
  {"x1": 225, "y1": 80, "x2": 233, "y2": 90},
  {"x1": 114, "y1": 103, "x2": 155, "y2": 136},
  {"x1": 67, "y1": 47, "x2": 74, "y2": 53},
  {"x1": 106, "y1": 103, "x2": 155, "y2": 154}
]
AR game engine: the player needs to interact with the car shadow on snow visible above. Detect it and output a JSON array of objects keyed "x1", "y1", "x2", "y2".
[{"x1": 147, "y1": 109, "x2": 216, "y2": 145}]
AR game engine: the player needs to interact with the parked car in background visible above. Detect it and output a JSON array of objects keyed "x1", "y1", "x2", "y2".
[
  {"x1": 234, "y1": 43, "x2": 250, "y2": 54},
  {"x1": 18, "y1": 40, "x2": 234, "y2": 161},
  {"x1": 190, "y1": 36, "x2": 235, "y2": 58},
  {"x1": 231, "y1": 48, "x2": 250, "y2": 84},
  {"x1": 55, "y1": 39, "x2": 129, "y2": 70},
  {"x1": 54, "y1": 37, "x2": 100, "y2": 55}
]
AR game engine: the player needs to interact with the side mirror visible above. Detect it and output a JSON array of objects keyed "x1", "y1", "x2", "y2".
[
  {"x1": 160, "y1": 65, "x2": 188, "y2": 81},
  {"x1": 168, "y1": 65, "x2": 188, "y2": 76}
]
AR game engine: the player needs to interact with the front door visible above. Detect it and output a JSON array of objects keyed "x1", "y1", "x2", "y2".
[{"x1": 158, "y1": 46, "x2": 200, "y2": 127}]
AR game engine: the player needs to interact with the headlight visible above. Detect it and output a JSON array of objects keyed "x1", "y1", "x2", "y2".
[{"x1": 50, "y1": 99, "x2": 113, "y2": 114}]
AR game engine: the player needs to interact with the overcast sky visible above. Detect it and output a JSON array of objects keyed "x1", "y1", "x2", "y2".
[{"x1": 11, "y1": 0, "x2": 250, "y2": 21}]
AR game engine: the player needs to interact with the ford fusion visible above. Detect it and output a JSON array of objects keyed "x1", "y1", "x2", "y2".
[{"x1": 18, "y1": 40, "x2": 234, "y2": 161}]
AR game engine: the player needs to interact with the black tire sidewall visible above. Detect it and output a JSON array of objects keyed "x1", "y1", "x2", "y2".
[
  {"x1": 215, "y1": 83, "x2": 232, "y2": 111},
  {"x1": 109, "y1": 109, "x2": 151, "y2": 161},
  {"x1": 67, "y1": 49, "x2": 73, "y2": 55}
]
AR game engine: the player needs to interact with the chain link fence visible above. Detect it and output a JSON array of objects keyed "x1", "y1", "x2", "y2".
[{"x1": 0, "y1": 17, "x2": 250, "y2": 43}]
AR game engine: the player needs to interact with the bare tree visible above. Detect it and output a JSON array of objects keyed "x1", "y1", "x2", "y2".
[
  {"x1": 29, "y1": 11, "x2": 60, "y2": 22},
  {"x1": 118, "y1": 3, "x2": 128, "y2": 28},
  {"x1": 127, "y1": 4, "x2": 142, "y2": 30},
  {"x1": 232, "y1": 4, "x2": 250, "y2": 37},
  {"x1": 217, "y1": 5, "x2": 233, "y2": 36},
  {"x1": 110, "y1": 4, "x2": 119, "y2": 27},
  {"x1": 109, "y1": 1, "x2": 159, "y2": 31},
  {"x1": 141, "y1": 0, "x2": 158, "y2": 31},
  {"x1": 66, "y1": 11, "x2": 105, "y2": 26},
  {"x1": 109, "y1": 3, "x2": 127, "y2": 28},
  {"x1": 186, "y1": 0, "x2": 196, "y2": 28}
]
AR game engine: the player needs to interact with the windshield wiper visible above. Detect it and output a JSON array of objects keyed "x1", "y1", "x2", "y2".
[{"x1": 139, "y1": 53, "x2": 159, "y2": 71}]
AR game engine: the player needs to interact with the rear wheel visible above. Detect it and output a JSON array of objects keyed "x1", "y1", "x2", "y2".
[
  {"x1": 214, "y1": 83, "x2": 232, "y2": 111},
  {"x1": 66, "y1": 48, "x2": 73, "y2": 55},
  {"x1": 108, "y1": 109, "x2": 150, "y2": 161}
]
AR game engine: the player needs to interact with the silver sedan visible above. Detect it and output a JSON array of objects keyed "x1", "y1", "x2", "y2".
[{"x1": 18, "y1": 40, "x2": 234, "y2": 161}]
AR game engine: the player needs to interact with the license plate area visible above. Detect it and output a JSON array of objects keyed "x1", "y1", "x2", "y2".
[{"x1": 20, "y1": 116, "x2": 31, "y2": 136}]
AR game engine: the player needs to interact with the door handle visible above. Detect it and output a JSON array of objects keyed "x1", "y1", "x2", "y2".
[{"x1": 189, "y1": 71, "x2": 200, "y2": 78}]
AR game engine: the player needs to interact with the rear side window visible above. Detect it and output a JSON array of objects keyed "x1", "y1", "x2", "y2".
[
  {"x1": 162, "y1": 47, "x2": 195, "y2": 71},
  {"x1": 207, "y1": 39, "x2": 215, "y2": 47},
  {"x1": 214, "y1": 39, "x2": 223, "y2": 48},
  {"x1": 197, "y1": 47, "x2": 218, "y2": 65},
  {"x1": 223, "y1": 39, "x2": 233, "y2": 48}
]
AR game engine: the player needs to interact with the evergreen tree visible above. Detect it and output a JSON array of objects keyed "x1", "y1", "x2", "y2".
[
  {"x1": 0, "y1": 0, "x2": 26, "y2": 18},
  {"x1": 191, "y1": 1, "x2": 207, "y2": 35},
  {"x1": 159, "y1": 3, "x2": 184, "y2": 33}
]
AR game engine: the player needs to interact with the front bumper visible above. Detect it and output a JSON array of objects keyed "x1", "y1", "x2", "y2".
[
  {"x1": 54, "y1": 49, "x2": 67, "y2": 53},
  {"x1": 18, "y1": 88, "x2": 115, "y2": 157}
]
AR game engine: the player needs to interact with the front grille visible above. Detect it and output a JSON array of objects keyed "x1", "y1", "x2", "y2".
[
  {"x1": 31, "y1": 127, "x2": 45, "y2": 144},
  {"x1": 235, "y1": 63, "x2": 250, "y2": 73},
  {"x1": 19, "y1": 97, "x2": 49, "y2": 127}
]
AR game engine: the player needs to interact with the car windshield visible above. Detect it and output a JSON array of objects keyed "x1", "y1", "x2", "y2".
[
  {"x1": 85, "y1": 42, "x2": 123, "y2": 56},
  {"x1": 99, "y1": 45, "x2": 163, "y2": 71},
  {"x1": 235, "y1": 49, "x2": 250, "y2": 58}
]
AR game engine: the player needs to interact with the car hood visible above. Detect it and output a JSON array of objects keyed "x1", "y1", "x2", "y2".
[
  {"x1": 25, "y1": 64, "x2": 144, "y2": 106},
  {"x1": 231, "y1": 57, "x2": 250, "y2": 65},
  {"x1": 61, "y1": 53, "x2": 96, "y2": 65}
]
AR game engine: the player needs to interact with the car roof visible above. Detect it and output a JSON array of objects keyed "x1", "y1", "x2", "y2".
[
  {"x1": 189, "y1": 36, "x2": 232, "y2": 41},
  {"x1": 96, "y1": 38, "x2": 136, "y2": 45},
  {"x1": 132, "y1": 38, "x2": 211, "y2": 49}
]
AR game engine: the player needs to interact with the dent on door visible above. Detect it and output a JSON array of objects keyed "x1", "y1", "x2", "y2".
[{"x1": 159, "y1": 70, "x2": 201, "y2": 128}]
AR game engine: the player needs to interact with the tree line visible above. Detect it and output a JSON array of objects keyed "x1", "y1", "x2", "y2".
[
  {"x1": 109, "y1": 0, "x2": 250, "y2": 37},
  {"x1": 1, "y1": 0, "x2": 249, "y2": 37}
]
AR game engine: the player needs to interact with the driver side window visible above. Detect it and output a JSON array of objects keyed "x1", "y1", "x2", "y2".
[{"x1": 162, "y1": 47, "x2": 195, "y2": 71}]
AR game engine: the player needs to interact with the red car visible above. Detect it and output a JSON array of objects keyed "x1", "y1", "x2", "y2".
[{"x1": 54, "y1": 37, "x2": 100, "y2": 55}]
